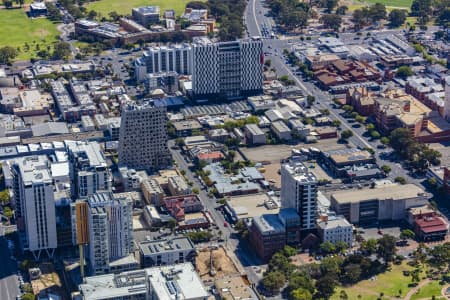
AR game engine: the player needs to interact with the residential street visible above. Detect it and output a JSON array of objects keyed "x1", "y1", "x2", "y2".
[{"x1": 168, "y1": 140, "x2": 264, "y2": 285}]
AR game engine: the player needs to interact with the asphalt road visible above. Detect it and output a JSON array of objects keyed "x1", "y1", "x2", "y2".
[
  {"x1": 0, "y1": 227, "x2": 19, "y2": 300},
  {"x1": 167, "y1": 140, "x2": 263, "y2": 285},
  {"x1": 245, "y1": 0, "x2": 423, "y2": 189}
]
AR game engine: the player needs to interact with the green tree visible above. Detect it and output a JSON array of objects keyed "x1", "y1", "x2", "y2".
[
  {"x1": 342, "y1": 263, "x2": 362, "y2": 284},
  {"x1": 352, "y1": 8, "x2": 369, "y2": 30},
  {"x1": 380, "y1": 136, "x2": 390, "y2": 145},
  {"x1": 369, "y1": 3, "x2": 387, "y2": 21},
  {"x1": 320, "y1": 109, "x2": 330, "y2": 116},
  {"x1": 47, "y1": 3, "x2": 63, "y2": 21},
  {"x1": 0, "y1": 46, "x2": 18, "y2": 63},
  {"x1": 366, "y1": 123, "x2": 375, "y2": 131},
  {"x1": 388, "y1": 9, "x2": 407, "y2": 27},
  {"x1": 332, "y1": 120, "x2": 341, "y2": 127},
  {"x1": 186, "y1": 1, "x2": 209, "y2": 10},
  {"x1": 307, "y1": 95, "x2": 315, "y2": 106},
  {"x1": 287, "y1": 272, "x2": 315, "y2": 294},
  {"x1": 361, "y1": 238, "x2": 377, "y2": 254},
  {"x1": 377, "y1": 234, "x2": 397, "y2": 264},
  {"x1": 282, "y1": 245, "x2": 297, "y2": 257},
  {"x1": 397, "y1": 66, "x2": 414, "y2": 79},
  {"x1": 269, "y1": 252, "x2": 294, "y2": 276},
  {"x1": 108, "y1": 11, "x2": 120, "y2": 21},
  {"x1": 263, "y1": 271, "x2": 285, "y2": 293},
  {"x1": 427, "y1": 177, "x2": 437, "y2": 188},
  {"x1": 315, "y1": 274, "x2": 338, "y2": 299},
  {"x1": 320, "y1": 241, "x2": 336, "y2": 254},
  {"x1": 3, "y1": 206, "x2": 13, "y2": 219},
  {"x1": 21, "y1": 293, "x2": 35, "y2": 300},
  {"x1": 411, "y1": 0, "x2": 432, "y2": 24},
  {"x1": 234, "y1": 219, "x2": 247, "y2": 234},
  {"x1": 342, "y1": 105, "x2": 353, "y2": 112},
  {"x1": 381, "y1": 165, "x2": 391, "y2": 174},
  {"x1": 264, "y1": 59, "x2": 272, "y2": 67},
  {"x1": 336, "y1": 5, "x2": 348, "y2": 15},
  {"x1": 394, "y1": 176, "x2": 407, "y2": 184},
  {"x1": 340, "y1": 129, "x2": 353, "y2": 140},
  {"x1": 355, "y1": 115, "x2": 365, "y2": 124},
  {"x1": 185, "y1": 231, "x2": 212, "y2": 243},
  {"x1": 320, "y1": 256, "x2": 343, "y2": 275},
  {"x1": 322, "y1": 0, "x2": 338, "y2": 13},
  {"x1": 339, "y1": 290, "x2": 349, "y2": 300},
  {"x1": 87, "y1": 10, "x2": 98, "y2": 20},
  {"x1": 335, "y1": 241, "x2": 348, "y2": 253},
  {"x1": 290, "y1": 288, "x2": 312, "y2": 300},
  {"x1": 321, "y1": 14, "x2": 342, "y2": 31},
  {"x1": 370, "y1": 130, "x2": 381, "y2": 139},
  {"x1": 0, "y1": 190, "x2": 10, "y2": 205},
  {"x1": 400, "y1": 229, "x2": 415, "y2": 240},
  {"x1": 52, "y1": 42, "x2": 71, "y2": 60}
]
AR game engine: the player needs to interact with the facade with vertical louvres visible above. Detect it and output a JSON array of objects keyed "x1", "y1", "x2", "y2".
[{"x1": 191, "y1": 38, "x2": 263, "y2": 100}]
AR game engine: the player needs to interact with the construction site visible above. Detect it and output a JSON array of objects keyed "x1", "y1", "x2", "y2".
[
  {"x1": 196, "y1": 245, "x2": 241, "y2": 283},
  {"x1": 29, "y1": 263, "x2": 64, "y2": 297}
]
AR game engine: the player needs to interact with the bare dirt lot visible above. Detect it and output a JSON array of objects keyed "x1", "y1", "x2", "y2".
[
  {"x1": 240, "y1": 139, "x2": 346, "y2": 163},
  {"x1": 132, "y1": 214, "x2": 148, "y2": 230},
  {"x1": 30, "y1": 263, "x2": 63, "y2": 296},
  {"x1": 262, "y1": 162, "x2": 282, "y2": 188},
  {"x1": 196, "y1": 246, "x2": 240, "y2": 282}
]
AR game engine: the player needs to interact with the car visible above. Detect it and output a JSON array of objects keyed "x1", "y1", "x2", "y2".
[{"x1": 223, "y1": 222, "x2": 228, "y2": 227}]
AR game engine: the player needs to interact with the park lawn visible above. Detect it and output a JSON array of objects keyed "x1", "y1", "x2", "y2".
[
  {"x1": 410, "y1": 280, "x2": 445, "y2": 300},
  {"x1": 347, "y1": 4, "x2": 366, "y2": 12},
  {"x1": 365, "y1": 0, "x2": 413, "y2": 8},
  {"x1": 85, "y1": 0, "x2": 205, "y2": 18},
  {"x1": 0, "y1": 9, "x2": 60, "y2": 60},
  {"x1": 331, "y1": 262, "x2": 416, "y2": 300},
  {"x1": 350, "y1": 0, "x2": 412, "y2": 11}
]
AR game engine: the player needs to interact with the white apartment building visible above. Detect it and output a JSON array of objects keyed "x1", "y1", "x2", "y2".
[
  {"x1": 11, "y1": 156, "x2": 57, "y2": 259},
  {"x1": 281, "y1": 158, "x2": 318, "y2": 231},
  {"x1": 86, "y1": 192, "x2": 133, "y2": 275},
  {"x1": 141, "y1": 178, "x2": 164, "y2": 206},
  {"x1": 134, "y1": 44, "x2": 192, "y2": 82},
  {"x1": 118, "y1": 101, "x2": 171, "y2": 171},
  {"x1": 66, "y1": 141, "x2": 111, "y2": 199},
  {"x1": 167, "y1": 175, "x2": 191, "y2": 196},
  {"x1": 317, "y1": 215, "x2": 353, "y2": 246},
  {"x1": 138, "y1": 237, "x2": 196, "y2": 267},
  {"x1": 78, "y1": 263, "x2": 209, "y2": 300},
  {"x1": 191, "y1": 38, "x2": 263, "y2": 100}
]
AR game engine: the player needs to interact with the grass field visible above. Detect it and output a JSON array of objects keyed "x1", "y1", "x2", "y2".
[
  {"x1": 331, "y1": 262, "x2": 444, "y2": 300},
  {"x1": 364, "y1": 0, "x2": 412, "y2": 8},
  {"x1": 85, "y1": 0, "x2": 204, "y2": 18},
  {"x1": 349, "y1": 0, "x2": 412, "y2": 11},
  {"x1": 0, "y1": 9, "x2": 59, "y2": 60},
  {"x1": 410, "y1": 281, "x2": 445, "y2": 300}
]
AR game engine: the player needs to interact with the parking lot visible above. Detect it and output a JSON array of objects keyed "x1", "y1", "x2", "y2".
[
  {"x1": 240, "y1": 144, "x2": 295, "y2": 163},
  {"x1": 240, "y1": 139, "x2": 347, "y2": 163},
  {"x1": 358, "y1": 226, "x2": 402, "y2": 241}
]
